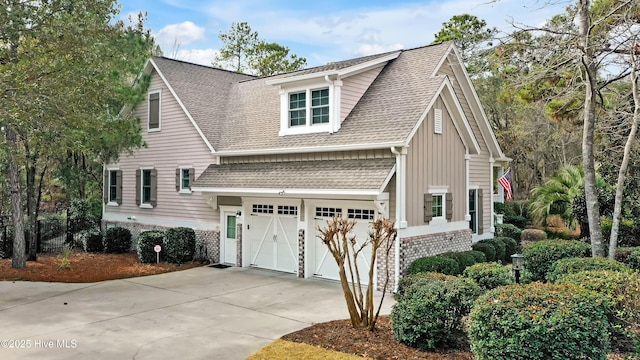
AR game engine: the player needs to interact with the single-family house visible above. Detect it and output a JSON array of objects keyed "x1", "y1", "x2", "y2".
[{"x1": 102, "y1": 42, "x2": 509, "y2": 289}]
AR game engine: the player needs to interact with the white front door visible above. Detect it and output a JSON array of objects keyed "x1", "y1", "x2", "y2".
[{"x1": 223, "y1": 212, "x2": 238, "y2": 264}]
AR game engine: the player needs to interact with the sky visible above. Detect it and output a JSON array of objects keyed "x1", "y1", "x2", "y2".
[{"x1": 119, "y1": 0, "x2": 569, "y2": 68}]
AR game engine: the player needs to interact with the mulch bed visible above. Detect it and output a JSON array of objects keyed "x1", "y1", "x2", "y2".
[
  {"x1": 282, "y1": 316, "x2": 473, "y2": 360},
  {"x1": 0, "y1": 251, "x2": 202, "y2": 282}
]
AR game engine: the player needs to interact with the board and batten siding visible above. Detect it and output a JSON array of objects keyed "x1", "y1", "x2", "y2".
[
  {"x1": 340, "y1": 65, "x2": 385, "y2": 121},
  {"x1": 437, "y1": 60, "x2": 492, "y2": 234},
  {"x1": 104, "y1": 69, "x2": 219, "y2": 229},
  {"x1": 405, "y1": 96, "x2": 467, "y2": 227}
]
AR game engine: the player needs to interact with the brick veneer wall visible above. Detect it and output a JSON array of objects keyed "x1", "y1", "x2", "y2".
[
  {"x1": 101, "y1": 220, "x2": 220, "y2": 263},
  {"x1": 236, "y1": 223, "x2": 242, "y2": 267},
  {"x1": 298, "y1": 229, "x2": 305, "y2": 278},
  {"x1": 376, "y1": 228, "x2": 473, "y2": 291}
]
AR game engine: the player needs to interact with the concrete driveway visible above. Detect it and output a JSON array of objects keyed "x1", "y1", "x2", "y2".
[{"x1": 0, "y1": 266, "x2": 394, "y2": 360}]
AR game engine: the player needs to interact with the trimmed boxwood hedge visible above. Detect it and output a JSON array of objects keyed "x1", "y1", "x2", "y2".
[
  {"x1": 472, "y1": 242, "x2": 496, "y2": 262},
  {"x1": 480, "y1": 238, "x2": 506, "y2": 264},
  {"x1": 165, "y1": 227, "x2": 196, "y2": 264},
  {"x1": 137, "y1": 230, "x2": 165, "y2": 263},
  {"x1": 495, "y1": 236, "x2": 518, "y2": 263},
  {"x1": 468, "y1": 282, "x2": 610, "y2": 360},
  {"x1": 103, "y1": 226, "x2": 132, "y2": 253},
  {"x1": 521, "y1": 240, "x2": 591, "y2": 282},
  {"x1": 84, "y1": 229, "x2": 104, "y2": 253},
  {"x1": 495, "y1": 223, "x2": 522, "y2": 243},
  {"x1": 546, "y1": 257, "x2": 630, "y2": 283},
  {"x1": 467, "y1": 250, "x2": 487, "y2": 263},
  {"x1": 442, "y1": 251, "x2": 477, "y2": 274},
  {"x1": 462, "y1": 262, "x2": 513, "y2": 291},
  {"x1": 392, "y1": 273, "x2": 480, "y2": 351},
  {"x1": 407, "y1": 255, "x2": 459, "y2": 275}
]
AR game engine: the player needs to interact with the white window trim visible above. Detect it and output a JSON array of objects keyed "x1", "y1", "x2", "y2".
[
  {"x1": 140, "y1": 166, "x2": 154, "y2": 208},
  {"x1": 148, "y1": 90, "x2": 161, "y2": 133},
  {"x1": 428, "y1": 186, "x2": 448, "y2": 225},
  {"x1": 278, "y1": 80, "x2": 342, "y2": 136},
  {"x1": 107, "y1": 167, "x2": 119, "y2": 207},
  {"x1": 179, "y1": 166, "x2": 193, "y2": 194}
]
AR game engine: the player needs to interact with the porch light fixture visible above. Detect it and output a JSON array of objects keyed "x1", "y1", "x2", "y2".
[
  {"x1": 511, "y1": 253, "x2": 524, "y2": 284},
  {"x1": 235, "y1": 210, "x2": 242, "y2": 217},
  {"x1": 278, "y1": 190, "x2": 286, "y2": 196}
]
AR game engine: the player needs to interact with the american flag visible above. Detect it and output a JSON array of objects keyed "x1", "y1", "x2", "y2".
[{"x1": 498, "y1": 168, "x2": 513, "y2": 200}]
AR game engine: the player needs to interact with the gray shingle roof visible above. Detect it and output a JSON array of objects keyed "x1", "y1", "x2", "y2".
[
  {"x1": 192, "y1": 158, "x2": 395, "y2": 191},
  {"x1": 151, "y1": 43, "x2": 452, "y2": 152}
]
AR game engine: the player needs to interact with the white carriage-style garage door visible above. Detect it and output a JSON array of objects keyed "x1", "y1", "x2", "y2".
[
  {"x1": 247, "y1": 203, "x2": 299, "y2": 274},
  {"x1": 313, "y1": 204, "x2": 377, "y2": 285}
]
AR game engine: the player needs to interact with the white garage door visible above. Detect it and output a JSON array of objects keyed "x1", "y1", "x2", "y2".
[
  {"x1": 248, "y1": 204, "x2": 298, "y2": 273},
  {"x1": 313, "y1": 206, "x2": 376, "y2": 285}
]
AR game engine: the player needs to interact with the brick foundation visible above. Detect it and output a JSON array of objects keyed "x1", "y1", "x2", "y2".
[{"x1": 298, "y1": 229, "x2": 305, "y2": 278}]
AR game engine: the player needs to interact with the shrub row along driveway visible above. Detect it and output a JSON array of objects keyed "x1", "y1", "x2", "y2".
[{"x1": 0, "y1": 267, "x2": 394, "y2": 360}]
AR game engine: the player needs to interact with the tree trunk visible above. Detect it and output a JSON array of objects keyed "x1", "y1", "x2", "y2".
[
  {"x1": 25, "y1": 150, "x2": 38, "y2": 261},
  {"x1": 6, "y1": 125, "x2": 26, "y2": 269},
  {"x1": 578, "y1": 0, "x2": 604, "y2": 257},
  {"x1": 609, "y1": 58, "x2": 640, "y2": 258}
]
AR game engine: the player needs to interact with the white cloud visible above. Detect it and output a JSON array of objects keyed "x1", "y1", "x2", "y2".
[
  {"x1": 171, "y1": 48, "x2": 219, "y2": 66},
  {"x1": 156, "y1": 21, "x2": 206, "y2": 49}
]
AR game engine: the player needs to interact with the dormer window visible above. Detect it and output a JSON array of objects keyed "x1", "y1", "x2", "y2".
[{"x1": 288, "y1": 88, "x2": 330, "y2": 128}]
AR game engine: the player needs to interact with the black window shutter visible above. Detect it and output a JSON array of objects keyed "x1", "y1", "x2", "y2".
[
  {"x1": 115, "y1": 170, "x2": 122, "y2": 205},
  {"x1": 477, "y1": 189, "x2": 484, "y2": 233},
  {"x1": 175, "y1": 168, "x2": 180, "y2": 192},
  {"x1": 150, "y1": 169, "x2": 157, "y2": 207},
  {"x1": 189, "y1": 168, "x2": 195, "y2": 190},
  {"x1": 103, "y1": 170, "x2": 109, "y2": 204},
  {"x1": 149, "y1": 92, "x2": 160, "y2": 129},
  {"x1": 424, "y1": 194, "x2": 433, "y2": 223},
  {"x1": 446, "y1": 192, "x2": 453, "y2": 221},
  {"x1": 135, "y1": 169, "x2": 141, "y2": 206}
]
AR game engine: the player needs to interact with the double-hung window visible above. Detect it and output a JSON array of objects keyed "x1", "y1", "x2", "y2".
[
  {"x1": 142, "y1": 169, "x2": 152, "y2": 205},
  {"x1": 432, "y1": 194, "x2": 444, "y2": 218},
  {"x1": 288, "y1": 87, "x2": 330, "y2": 128},
  {"x1": 136, "y1": 168, "x2": 156, "y2": 208},
  {"x1": 104, "y1": 169, "x2": 122, "y2": 206},
  {"x1": 176, "y1": 167, "x2": 194, "y2": 193}
]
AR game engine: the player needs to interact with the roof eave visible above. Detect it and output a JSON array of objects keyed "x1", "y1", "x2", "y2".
[{"x1": 213, "y1": 141, "x2": 406, "y2": 157}]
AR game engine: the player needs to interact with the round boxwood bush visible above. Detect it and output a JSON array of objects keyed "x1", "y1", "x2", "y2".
[
  {"x1": 103, "y1": 226, "x2": 132, "y2": 253},
  {"x1": 480, "y1": 238, "x2": 506, "y2": 264},
  {"x1": 495, "y1": 223, "x2": 522, "y2": 243},
  {"x1": 462, "y1": 262, "x2": 513, "y2": 291},
  {"x1": 136, "y1": 230, "x2": 165, "y2": 263},
  {"x1": 407, "y1": 255, "x2": 459, "y2": 275},
  {"x1": 627, "y1": 248, "x2": 640, "y2": 270},
  {"x1": 468, "y1": 282, "x2": 610, "y2": 360},
  {"x1": 555, "y1": 270, "x2": 638, "y2": 352},
  {"x1": 467, "y1": 250, "x2": 487, "y2": 263},
  {"x1": 84, "y1": 229, "x2": 104, "y2": 253},
  {"x1": 165, "y1": 227, "x2": 196, "y2": 264},
  {"x1": 395, "y1": 272, "x2": 457, "y2": 301},
  {"x1": 521, "y1": 240, "x2": 591, "y2": 282},
  {"x1": 442, "y1": 251, "x2": 477, "y2": 274},
  {"x1": 546, "y1": 257, "x2": 630, "y2": 283},
  {"x1": 392, "y1": 274, "x2": 480, "y2": 351},
  {"x1": 472, "y1": 242, "x2": 496, "y2": 262},
  {"x1": 495, "y1": 236, "x2": 518, "y2": 263}
]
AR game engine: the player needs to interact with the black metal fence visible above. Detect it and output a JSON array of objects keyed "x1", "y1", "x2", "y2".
[{"x1": 0, "y1": 211, "x2": 100, "y2": 258}]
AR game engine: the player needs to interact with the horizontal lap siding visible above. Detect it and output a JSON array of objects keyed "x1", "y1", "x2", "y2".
[
  {"x1": 438, "y1": 61, "x2": 492, "y2": 233},
  {"x1": 341, "y1": 66, "x2": 385, "y2": 121},
  {"x1": 406, "y1": 97, "x2": 466, "y2": 226},
  {"x1": 221, "y1": 149, "x2": 393, "y2": 164},
  {"x1": 105, "y1": 70, "x2": 219, "y2": 227}
]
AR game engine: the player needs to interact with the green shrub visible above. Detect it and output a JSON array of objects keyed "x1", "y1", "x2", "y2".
[
  {"x1": 83, "y1": 229, "x2": 104, "y2": 253},
  {"x1": 601, "y1": 217, "x2": 640, "y2": 247},
  {"x1": 555, "y1": 270, "x2": 638, "y2": 353},
  {"x1": 480, "y1": 238, "x2": 506, "y2": 264},
  {"x1": 467, "y1": 250, "x2": 487, "y2": 263},
  {"x1": 165, "y1": 227, "x2": 196, "y2": 264},
  {"x1": 468, "y1": 283, "x2": 610, "y2": 360},
  {"x1": 392, "y1": 274, "x2": 480, "y2": 351},
  {"x1": 495, "y1": 223, "x2": 522, "y2": 243},
  {"x1": 442, "y1": 251, "x2": 477, "y2": 274},
  {"x1": 68, "y1": 198, "x2": 100, "y2": 232},
  {"x1": 496, "y1": 236, "x2": 518, "y2": 262},
  {"x1": 522, "y1": 240, "x2": 591, "y2": 282},
  {"x1": 627, "y1": 248, "x2": 640, "y2": 270},
  {"x1": 1, "y1": 226, "x2": 14, "y2": 259},
  {"x1": 472, "y1": 242, "x2": 496, "y2": 262},
  {"x1": 462, "y1": 262, "x2": 513, "y2": 291},
  {"x1": 407, "y1": 255, "x2": 460, "y2": 275},
  {"x1": 505, "y1": 215, "x2": 527, "y2": 229},
  {"x1": 136, "y1": 230, "x2": 165, "y2": 263},
  {"x1": 521, "y1": 228, "x2": 547, "y2": 244},
  {"x1": 615, "y1": 247, "x2": 639, "y2": 265},
  {"x1": 546, "y1": 257, "x2": 630, "y2": 283},
  {"x1": 395, "y1": 272, "x2": 457, "y2": 302},
  {"x1": 103, "y1": 227, "x2": 132, "y2": 253}
]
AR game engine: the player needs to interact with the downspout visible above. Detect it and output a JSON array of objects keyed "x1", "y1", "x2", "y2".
[
  {"x1": 391, "y1": 146, "x2": 407, "y2": 292},
  {"x1": 489, "y1": 157, "x2": 495, "y2": 233},
  {"x1": 465, "y1": 152, "x2": 471, "y2": 226}
]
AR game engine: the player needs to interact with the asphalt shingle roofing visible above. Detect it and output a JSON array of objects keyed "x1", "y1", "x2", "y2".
[
  {"x1": 151, "y1": 42, "x2": 453, "y2": 153},
  {"x1": 192, "y1": 158, "x2": 396, "y2": 191}
]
